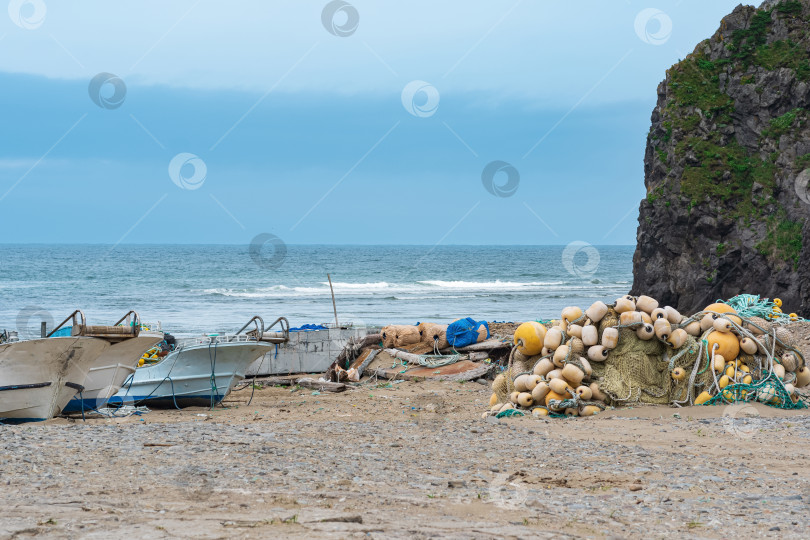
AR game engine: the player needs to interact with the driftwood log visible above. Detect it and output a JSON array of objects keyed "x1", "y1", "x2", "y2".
[
  {"x1": 384, "y1": 348, "x2": 489, "y2": 364},
  {"x1": 335, "y1": 333, "x2": 382, "y2": 368},
  {"x1": 296, "y1": 377, "x2": 346, "y2": 393},
  {"x1": 439, "y1": 339, "x2": 509, "y2": 354}
]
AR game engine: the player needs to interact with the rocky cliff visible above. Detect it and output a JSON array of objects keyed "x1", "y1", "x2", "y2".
[{"x1": 631, "y1": 0, "x2": 810, "y2": 315}]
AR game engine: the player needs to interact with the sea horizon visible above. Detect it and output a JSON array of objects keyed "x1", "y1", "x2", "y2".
[{"x1": 0, "y1": 244, "x2": 634, "y2": 337}]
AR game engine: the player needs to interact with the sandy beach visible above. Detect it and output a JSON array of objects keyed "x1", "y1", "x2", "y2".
[{"x1": 2, "y1": 377, "x2": 809, "y2": 539}]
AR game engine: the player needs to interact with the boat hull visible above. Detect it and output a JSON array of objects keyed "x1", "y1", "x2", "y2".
[
  {"x1": 62, "y1": 332, "x2": 164, "y2": 413},
  {"x1": 0, "y1": 337, "x2": 111, "y2": 422},
  {"x1": 109, "y1": 341, "x2": 272, "y2": 408}
]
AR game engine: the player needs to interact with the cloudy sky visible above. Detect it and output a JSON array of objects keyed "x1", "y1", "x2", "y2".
[{"x1": 0, "y1": 0, "x2": 743, "y2": 245}]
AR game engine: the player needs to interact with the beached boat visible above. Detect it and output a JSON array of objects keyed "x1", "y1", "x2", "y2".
[
  {"x1": 109, "y1": 316, "x2": 273, "y2": 408},
  {"x1": 62, "y1": 312, "x2": 165, "y2": 413},
  {"x1": 0, "y1": 311, "x2": 111, "y2": 422}
]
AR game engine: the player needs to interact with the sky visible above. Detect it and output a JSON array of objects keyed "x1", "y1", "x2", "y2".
[{"x1": 0, "y1": 0, "x2": 746, "y2": 246}]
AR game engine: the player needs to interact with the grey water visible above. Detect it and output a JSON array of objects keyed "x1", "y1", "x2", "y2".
[{"x1": 0, "y1": 244, "x2": 633, "y2": 337}]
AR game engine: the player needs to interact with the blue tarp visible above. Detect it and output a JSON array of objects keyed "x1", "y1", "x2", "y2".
[
  {"x1": 289, "y1": 324, "x2": 328, "y2": 332},
  {"x1": 445, "y1": 317, "x2": 489, "y2": 348},
  {"x1": 49, "y1": 326, "x2": 72, "y2": 337}
]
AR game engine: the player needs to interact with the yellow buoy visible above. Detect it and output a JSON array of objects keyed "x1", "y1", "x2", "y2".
[
  {"x1": 636, "y1": 323, "x2": 655, "y2": 340},
  {"x1": 510, "y1": 391, "x2": 520, "y2": 404},
  {"x1": 619, "y1": 311, "x2": 642, "y2": 326},
  {"x1": 667, "y1": 328, "x2": 688, "y2": 349},
  {"x1": 713, "y1": 354, "x2": 726, "y2": 372},
  {"x1": 590, "y1": 382, "x2": 607, "y2": 401},
  {"x1": 525, "y1": 374, "x2": 542, "y2": 391},
  {"x1": 579, "y1": 405, "x2": 601, "y2": 416},
  {"x1": 653, "y1": 318, "x2": 672, "y2": 341},
  {"x1": 532, "y1": 407, "x2": 549, "y2": 417},
  {"x1": 700, "y1": 313, "x2": 715, "y2": 332},
  {"x1": 614, "y1": 297, "x2": 635, "y2": 313},
  {"x1": 489, "y1": 393, "x2": 499, "y2": 407},
  {"x1": 581, "y1": 325, "x2": 599, "y2": 346},
  {"x1": 713, "y1": 317, "x2": 733, "y2": 333},
  {"x1": 544, "y1": 328, "x2": 564, "y2": 350},
  {"x1": 781, "y1": 352, "x2": 797, "y2": 372},
  {"x1": 796, "y1": 366, "x2": 810, "y2": 388},
  {"x1": 635, "y1": 295, "x2": 659, "y2": 314},
  {"x1": 138, "y1": 358, "x2": 145, "y2": 367},
  {"x1": 553, "y1": 345, "x2": 570, "y2": 368},
  {"x1": 773, "y1": 364, "x2": 786, "y2": 380},
  {"x1": 704, "y1": 303, "x2": 741, "y2": 326},
  {"x1": 789, "y1": 312, "x2": 798, "y2": 321},
  {"x1": 587, "y1": 345, "x2": 609, "y2": 362},
  {"x1": 671, "y1": 367, "x2": 686, "y2": 381},
  {"x1": 739, "y1": 337, "x2": 757, "y2": 355},
  {"x1": 533, "y1": 358, "x2": 555, "y2": 377},
  {"x1": 757, "y1": 382, "x2": 780, "y2": 405},
  {"x1": 545, "y1": 390, "x2": 568, "y2": 410},
  {"x1": 601, "y1": 327, "x2": 619, "y2": 349},
  {"x1": 548, "y1": 378, "x2": 570, "y2": 395},
  {"x1": 718, "y1": 375, "x2": 730, "y2": 389},
  {"x1": 561, "y1": 306, "x2": 583, "y2": 326},
  {"x1": 513, "y1": 321, "x2": 547, "y2": 356},
  {"x1": 561, "y1": 364, "x2": 585, "y2": 387},
  {"x1": 517, "y1": 392, "x2": 534, "y2": 408},
  {"x1": 531, "y1": 381, "x2": 550, "y2": 403},
  {"x1": 694, "y1": 391, "x2": 713, "y2": 405},
  {"x1": 665, "y1": 306, "x2": 683, "y2": 324},
  {"x1": 651, "y1": 307, "x2": 667, "y2": 321},
  {"x1": 575, "y1": 385, "x2": 593, "y2": 400},
  {"x1": 585, "y1": 301, "x2": 608, "y2": 323},
  {"x1": 684, "y1": 321, "x2": 701, "y2": 336},
  {"x1": 707, "y1": 331, "x2": 740, "y2": 361},
  {"x1": 773, "y1": 298, "x2": 782, "y2": 308}
]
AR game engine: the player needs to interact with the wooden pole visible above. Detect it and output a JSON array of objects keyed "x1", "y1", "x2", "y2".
[{"x1": 327, "y1": 273, "x2": 339, "y2": 327}]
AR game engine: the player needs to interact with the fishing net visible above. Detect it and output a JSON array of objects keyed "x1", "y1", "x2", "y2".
[{"x1": 490, "y1": 297, "x2": 808, "y2": 415}]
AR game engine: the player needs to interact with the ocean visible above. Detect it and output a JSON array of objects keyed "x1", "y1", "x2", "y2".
[{"x1": 0, "y1": 245, "x2": 633, "y2": 338}]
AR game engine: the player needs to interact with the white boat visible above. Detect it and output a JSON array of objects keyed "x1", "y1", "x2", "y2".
[
  {"x1": 62, "y1": 312, "x2": 165, "y2": 413},
  {"x1": 109, "y1": 317, "x2": 273, "y2": 408},
  {"x1": 0, "y1": 311, "x2": 111, "y2": 422}
]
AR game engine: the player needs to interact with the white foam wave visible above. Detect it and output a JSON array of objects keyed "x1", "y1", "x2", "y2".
[{"x1": 418, "y1": 280, "x2": 564, "y2": 289}]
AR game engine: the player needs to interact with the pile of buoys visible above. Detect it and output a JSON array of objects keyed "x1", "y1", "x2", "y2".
[
  {"x1": 138, "y1": 346, "x2": 162, "y2": 367},
  {"x1": 485, "y1": 294, "x2": 808, "y2": 419}
]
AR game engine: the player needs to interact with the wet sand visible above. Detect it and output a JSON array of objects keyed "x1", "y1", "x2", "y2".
[{"x1": 2, "y1": 378, "x2": 809, "y2": 539}]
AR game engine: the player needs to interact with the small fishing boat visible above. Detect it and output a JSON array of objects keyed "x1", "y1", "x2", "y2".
[
  {"x1": 62, "y1": 312, "x2": 164, "y2": 413},
  {"x1": 109, "y1": 316, "x2": 274, "y2": 408},
  {"x1": 0, "y1": 311, "x2": 111, "y2": 422}
]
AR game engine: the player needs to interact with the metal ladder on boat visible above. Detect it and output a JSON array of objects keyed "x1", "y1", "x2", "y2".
[{"x1": 47, "y1": 310, "x2": 144, "y2": 343}]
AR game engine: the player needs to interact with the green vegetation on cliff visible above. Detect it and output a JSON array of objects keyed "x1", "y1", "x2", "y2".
[
  {"x1": 654, "y1": 3, "x2": 810, "y2": 218},
  {"x1": 756, "y1": 214, "x2": 803, "y2": 269}
]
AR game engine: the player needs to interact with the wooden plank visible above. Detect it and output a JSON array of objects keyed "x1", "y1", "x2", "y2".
[
  {"x1": 373, "y1": 360, "x2": 491, "y2": 382},
  {"x1": 350, "y1": 348, "x2": 379, "y2": 377}
]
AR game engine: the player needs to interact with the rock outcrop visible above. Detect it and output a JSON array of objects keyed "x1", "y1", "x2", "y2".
[{"x1": 631, "y1": 0, "x2": 810, "y2": 315}]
